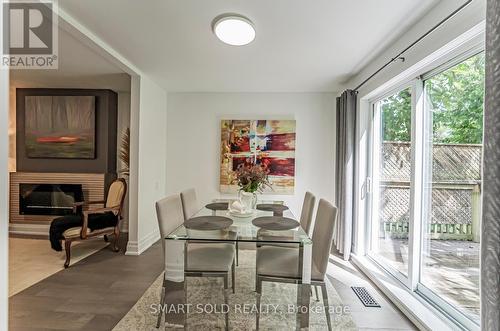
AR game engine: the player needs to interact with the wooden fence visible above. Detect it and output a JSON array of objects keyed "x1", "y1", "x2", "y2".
[
  {"x1": 380, "y1": 142, "x2": 482, "y2": 242},
  {"x1": 381, "y1": 183, "x2": 481, "y2": 242}
]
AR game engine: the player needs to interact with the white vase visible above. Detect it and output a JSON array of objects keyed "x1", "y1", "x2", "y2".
[{"x1": 238, "y1": 191, "x2": 257, "y2": 213}]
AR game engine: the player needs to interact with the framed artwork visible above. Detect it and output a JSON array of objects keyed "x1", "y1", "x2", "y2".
[
  {"x1": 220, "y1": 119, "x2": 296, "y2": 194},
  {"x1": 24, "y1": 95, "x2": 96, "y2": 159}
]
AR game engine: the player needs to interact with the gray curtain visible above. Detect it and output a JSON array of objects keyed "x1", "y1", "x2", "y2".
[
  {"x1": 334, "y1": 90, "x2": 357, "y2": 260},
  {"x1": 481, "y1": 0, "x2": 500, "y2": 329}
]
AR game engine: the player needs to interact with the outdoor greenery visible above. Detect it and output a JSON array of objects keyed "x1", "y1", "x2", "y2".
[
  {"x1": 380, "y1": 88, "x2": 412, "y2": 142},
  {"x1": 381, "y1": 52, "x2": 485, "y2": 144}
]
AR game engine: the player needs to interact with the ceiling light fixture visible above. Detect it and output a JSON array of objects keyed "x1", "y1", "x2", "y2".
[{"x1": 212, "y1": 14, "x2": 255, "y2": 46}]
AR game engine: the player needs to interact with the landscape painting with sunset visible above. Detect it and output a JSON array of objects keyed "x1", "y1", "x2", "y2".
[
  {"x1": 220, "y1": 119, "x2": 296, "y2": 194},
  {"x1": 24, "y1": 95, "x2": 96, "y2": 159}
]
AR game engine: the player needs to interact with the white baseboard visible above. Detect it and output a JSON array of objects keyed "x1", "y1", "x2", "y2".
[
  {"x1": 9, "y1": 223, "x2": 49, "y2": 237},
  {"x1": 125, "y1": 229, "x2": 160, "y2": 255}
]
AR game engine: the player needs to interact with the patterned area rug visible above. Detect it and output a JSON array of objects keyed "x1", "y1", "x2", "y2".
[{"x1": 113, "y1": 250, "x2": 357, "y2": 330}]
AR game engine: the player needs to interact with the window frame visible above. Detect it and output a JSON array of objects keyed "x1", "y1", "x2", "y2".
[
  {"x1": 364, "y1": 47, "x2": 484, "y2": 329},
  {"x1": 367, "y1": 82, "x2": 415, "y2": 288},
  {"x1": 415, "y1": 50, "x2": 484, "y2": 330}
]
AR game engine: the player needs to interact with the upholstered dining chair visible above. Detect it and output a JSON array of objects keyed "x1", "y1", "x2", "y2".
[
  {"x1": 62, "y1": 178, "x2": 127, "y2": 268},
  {"x1": 255, "y1": 192, "x2": 316, "y2": 256},
  {"x1": 255, "y1": 199, "x2": 337, "y2": 331},
  {"x1": 155, "y1": 194, "x2": 236, "y2": 330},
  {"x1": 180, "y1": 188, "x2": 199, "y2": 220},
  {"x1": 299, "y1": 191, "x2": 316, "y2": 236},
  {"x1": 181, "y1": 187, "x2": 239, "y2": 266}
]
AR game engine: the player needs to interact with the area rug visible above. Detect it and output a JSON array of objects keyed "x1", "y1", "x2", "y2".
[
  {"x1": 113, "y1": 250, "x2": 357, "y2": 330},
  {"x1": 9, "y1": 237, "x2": 108, "y2": 296}
]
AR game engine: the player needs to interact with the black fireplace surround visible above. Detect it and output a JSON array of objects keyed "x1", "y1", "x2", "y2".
[{"x1": 19, "y1": 183, "x2": 83, "y2": 216}]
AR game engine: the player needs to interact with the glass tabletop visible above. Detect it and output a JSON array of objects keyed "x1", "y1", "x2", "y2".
[{"x1": 165, "y1": 200, "x2": 312, "y2": 245}]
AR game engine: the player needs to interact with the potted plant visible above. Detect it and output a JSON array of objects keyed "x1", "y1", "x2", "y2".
[
  {"x1": 234, "y1": 163, "x2": 272, "y2": 212},
  {"x1": 119, "y1": 128, "x2": 130, "y2": 178}
]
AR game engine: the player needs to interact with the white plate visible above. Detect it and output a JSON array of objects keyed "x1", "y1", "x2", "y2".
[{"x1": 229, "y1": 209, "x2": 254, "y2": 218}]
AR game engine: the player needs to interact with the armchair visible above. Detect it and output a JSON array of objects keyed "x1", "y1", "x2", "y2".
[{"x1": 62, "y1": 178, "x2": 127, "y2": 268}]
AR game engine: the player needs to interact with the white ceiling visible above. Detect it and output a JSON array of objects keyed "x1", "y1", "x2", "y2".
[
  {"x1": 56, "y1": 0, "x2": 440, "y2": 92},
  {"x1": 10, "y1": 23, "x2": 129, "y2": 90}
]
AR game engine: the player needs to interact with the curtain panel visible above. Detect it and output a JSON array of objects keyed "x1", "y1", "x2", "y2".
[
  {"x1": 481, "y1": 0, "x2": 500, "y2": 330},
  {"x1": 334, "y1": 90, "x2": 357, "y2": 260}
]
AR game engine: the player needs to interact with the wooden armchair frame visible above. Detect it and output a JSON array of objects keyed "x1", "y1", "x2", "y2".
[{"x1": 63, "y1": 178, "x2": 127, "y2": 268}]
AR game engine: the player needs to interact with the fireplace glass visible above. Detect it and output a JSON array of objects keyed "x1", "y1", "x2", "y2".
[{"x1": 19, "y1": 183, "x2": 84, "y2": 216}]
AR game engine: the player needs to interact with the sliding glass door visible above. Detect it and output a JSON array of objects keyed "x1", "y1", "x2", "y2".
[
  {"x1": 419, "y1": 52, "x2": 484, "y2": 323},
  {"x1": 369, "y1": 87, "x2": 412, "y2": 282},
  {"x1": 367, "y1": 51, "x2": 484, "y2": 326}
]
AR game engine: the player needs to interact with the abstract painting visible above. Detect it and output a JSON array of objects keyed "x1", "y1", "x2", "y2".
[
  {"x1": 220, "y1": 119, "x2": 296, "y2": 194},
  {"x1": 24, "y1": 96, "x2": 96, "y2": 159}
]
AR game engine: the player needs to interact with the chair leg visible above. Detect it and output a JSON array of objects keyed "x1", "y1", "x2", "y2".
[
  {"x1": 320, "y1": 283, "x2": 332, "y2": 331},
  {"x1": 255, "y1": 244, "x2": 259, "y2": 292},
  {"x1": 235, "y1": 242, "x2": 239, "y2": 266},
  {"x1": 112, "y1": 227, "x2": 120, "y2": 252},
  {"x1": 223, "y1": 275, "x2": 229, "y2": 331},
  {"x1": 314, "y1": 285, "x2": 320, "y2": 302},
  {"x1": 64, "y1": 240, "x2": 71, "y2": 268},
  {"x1": 184, "y1": 274, "x2": 188, "y2": 330},
  {"x1": 231, "y1": 260, "x2": 236, "y2": 294},
  {"x1": 296, "y1": 283, "x2": 302, "y2": 331},
  {"x1": 256, "y1": 278, "x2": 261, "y2": 331},
  {"x1": 156, "y1": 280, "x2": 166, "y2": 328}
]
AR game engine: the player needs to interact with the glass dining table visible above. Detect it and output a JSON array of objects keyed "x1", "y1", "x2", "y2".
[{"x1": 163, "y1": 200, "x2": 313, "y2": 330}]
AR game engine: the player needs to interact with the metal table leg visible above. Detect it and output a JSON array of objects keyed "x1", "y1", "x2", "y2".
[
  {"x1": 163, "y1": 239, "x2": 186, "y2": 328},
  {"x1": 297, "y1": 242, "x2": 312, "y2": 330}
]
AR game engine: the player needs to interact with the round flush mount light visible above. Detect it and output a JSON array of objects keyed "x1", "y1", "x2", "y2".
[{"x1": 212, "y1": 14, "x2": 255, "y2": 46}]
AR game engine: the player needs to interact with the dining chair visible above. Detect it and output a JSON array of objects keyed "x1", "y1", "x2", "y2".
[
  {"x1": 180, "y1": 188, "x2": 198, "y2": 220},
  {"x1": 181, "y1": 188, "x2": 239, "y2": 266},
  {"x1": 254, "y1": 191, "x2": 316, "y2": 279},
  {"x1": 299, "y1": 191, "x2": 316, "y2": 236},
  {"x1": 155, "y1": 194, "x2": 235, "y2": 330},
  {"x1": 255, "y1": 199, "x2": 337, "y2": 331}
]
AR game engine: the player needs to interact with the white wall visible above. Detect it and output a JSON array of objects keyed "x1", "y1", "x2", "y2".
[
  {"x1": 117, "y1": 92, "x2": 131, "y2": 231},
  {"x1": 345, "y1": 0, "x2": 486, "y2": 95},
  {"x1": 126, "y1": 76, "x2": 167, "y2": 255},
  {"x1": 166, "y1": 93, "x2": 336, "y2": 217},
  {"x1": 0, "y1": 2, "x2": 9, "y2": 327}
]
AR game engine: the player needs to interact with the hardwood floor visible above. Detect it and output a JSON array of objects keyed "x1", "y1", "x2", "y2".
[
  {"x1": 327, "y1": 251, "x2": 417, "y2": 330},
  {"x1": 9, "y1": 237, "x2": 163, "y2": 331},
  {"x1": 9, "y1": 238, "x2": 416, "y2": 331}
]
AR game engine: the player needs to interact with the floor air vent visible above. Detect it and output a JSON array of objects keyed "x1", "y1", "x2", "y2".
[{"x1": 351, "y1": 286, "x2": 381, "y2": 307}]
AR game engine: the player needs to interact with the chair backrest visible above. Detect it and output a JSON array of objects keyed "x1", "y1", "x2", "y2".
[
  {"x1": 311, "y1": 199, "x2": 337, "y2": 280},
  {"x1": 155, "y1": 194, "x2": 185, "y2": 268},
  {"x1": 105, "y1": 179, "x2": 127, "y2": 215},
  {"x1": 299, "y1": 191, "x2": 316, "y2": 235},
  {"x1": 180, "y1": 188, "x2": 198, "y2": 220}
]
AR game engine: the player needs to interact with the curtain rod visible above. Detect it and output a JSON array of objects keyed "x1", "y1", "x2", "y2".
[{"x1": 353, "y1": 0, "x2": 474, "y2": 92}]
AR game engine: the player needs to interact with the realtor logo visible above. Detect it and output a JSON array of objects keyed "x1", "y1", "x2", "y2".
[{"x1": 2, "y1": 0, "x2": 58, "y2": 69}]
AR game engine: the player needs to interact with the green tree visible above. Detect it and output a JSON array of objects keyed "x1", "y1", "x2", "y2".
[
  {"x1": 426, "y1": 53, "x2": 485, "y2": 144},
  {"x1": 381, "y1": 88, "x2": 412, "y2": 142},
  {"x1": 381, "y1": 53, "x2": 485, "y2": 144}
]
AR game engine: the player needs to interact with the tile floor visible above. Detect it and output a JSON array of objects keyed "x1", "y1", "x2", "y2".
[{"x1": 9, "y1": 237, "x2": 108, "y2": 296}]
